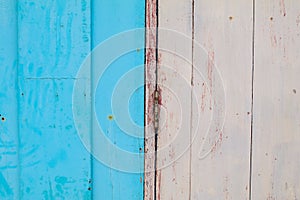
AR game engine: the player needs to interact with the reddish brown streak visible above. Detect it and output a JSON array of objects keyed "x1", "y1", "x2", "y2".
[
  {"x1": 279, "y1": 0, "x2": 287, "y2": 17},
  {"x1": 271, "y1": 35, "x2": 277, "y2": 47},
  {"x1": 207, "y1": 50, "x2": 214, "y2": 110},
  {"x1": 146, "y1": 84, "x2": 154, "y2": 126},
  {"x1": 269, "y1": 19, "x2": 277, "y2": 48},
  {"x1": 210, "y1": 131, "x2": 223, "y2": 154},
  {"x1": 145, "y1": 86, "x2": 162, "y2": 126},
  {"x1": 157, "y1": 86, "x2": 162, "y2": 106},
  {"x1": 145, "y1": 1, "x2": 158, "y2": 200}
]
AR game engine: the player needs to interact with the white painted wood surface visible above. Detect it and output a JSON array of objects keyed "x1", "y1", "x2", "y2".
[
  {"x1": 191, "y1": 0, "x2": 253, "y2": 199},
  {"x1": 252, "y1": 0, "x2": 300, "y2": 199},
  {"x1": 154, "y1": 0, "x2": 253, "y2": 199},
  {"x1": 156, "y1": 0, "x2": 193, "y2": 199},
  {"x1": 146, "y1": 0, "x2": 300, "y2": 199}
]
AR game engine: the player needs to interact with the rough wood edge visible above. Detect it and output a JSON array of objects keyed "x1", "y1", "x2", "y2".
[{"x1": 144, "y1": 0, "x2": 158, "y2": 200}]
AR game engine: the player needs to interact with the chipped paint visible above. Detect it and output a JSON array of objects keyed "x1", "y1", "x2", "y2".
[{"x1": 144, "y1": 0, "x2": 158, "y2": 200}]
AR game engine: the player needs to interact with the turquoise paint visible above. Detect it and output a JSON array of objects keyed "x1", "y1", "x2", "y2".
[
  {"x1": 0, "y1": 0, "x2": 19, "y2": 199},
  {"x1": 91, "y1": 0, "x2": 145, "y2": 199},
  {"x1": 0, "y1": 0, "x2": 145, "y2": 199},
  {"x1": 17, "y1": 0, "x2": 92, "y2": 199}
]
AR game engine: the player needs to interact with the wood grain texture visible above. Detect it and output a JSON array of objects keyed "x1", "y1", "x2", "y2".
[
  {"x1": 144, "y1": 0, "x2": 157, "y2": 200},
  {"x1": 191, "y1": 0, "x2": 253, "y2": 199},
  {"x1": 154, "y1": 0, "x2": 253, "y2": 199},
  {"x1": 252, "y1": 0, "x2": 300, "y2": 199},
  {"x1": 156, "y1": 0, "x2": 193, "y2": 199}
]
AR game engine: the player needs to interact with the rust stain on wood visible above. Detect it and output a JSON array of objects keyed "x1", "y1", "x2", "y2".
[
  {"x1": 207, "y1": 49, "x2": 214, "y2": 111},
  {"x1": 279, "y1": 0, "x2": 287, "y2": 17},
  {"x1": 144, "y1": 0, "x2": 158, "y2": 200}
]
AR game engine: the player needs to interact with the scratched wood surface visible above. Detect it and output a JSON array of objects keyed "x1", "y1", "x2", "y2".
[
  {"x1": 251, "y1": 0, "x2": 300, "y2": 199},
  {"x1": 191, "y1": 0, "x2": 253, "y2": 199},
  {"x1": 153, "y1": 0, "x2": 253, "y2": 199},
  {"x1": 1, "y1": 0, "x2": 300, "y2": 199},
  {"x1": 151, "y1": 0, "x2": 300, "y2": 199},
  {"x1": 144, "y1": 0, "x2": 158, "y2": 200},
  {"x1": 156, "y1": 0, "x2": 193, "y2": 199}
]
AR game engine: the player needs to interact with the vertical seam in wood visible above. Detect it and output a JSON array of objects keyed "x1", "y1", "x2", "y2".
[
  {"x1": 249, "y1": 0, "x2": 256, "y2": 199},
  {"x1": 145, "y1": 0, "x2": 158, "y2": 199},
  {"x1": 143, "y1": 0, "x2": 147, "y2": 199},
  {"x1": 189, "y1": 0, "x2": 195, "y2": 200},
  {"x1": 154, "y1": 0, "x2": 159, "y2": 199}
]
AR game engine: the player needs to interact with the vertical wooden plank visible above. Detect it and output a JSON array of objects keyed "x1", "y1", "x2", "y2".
[
  {"x1": 0, "y1": 0, "x2": 19, "y2": 199},
  {"x1": 252, "y1": 0, "x2": 300, "y2": 199},
  {"x1": 156, "y1": 0, "x2": 193, "y2": 199},
  {"x1": 145, "y1": 0, "x2": 157, "y2": 199},
  {"x1": 17, "y1": 0, "x2": 92, "y2": 199},
  {"x1": 91, "y1": 0, "x2": 145, "y2": 199},
  {"x1": 191, "y1": 0, "x2": 253, "y2": 199}
]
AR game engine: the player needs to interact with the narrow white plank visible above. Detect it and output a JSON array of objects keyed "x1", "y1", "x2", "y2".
[
  {"x1": 144, "y1": 0, "x2": 158, "y2": 199},
  {"x1": 156, "y1": 0, "x2": 193, "y2": 199},
  {"x1": 191, "y1": 0, "x2": 253, "y2": 199},
  {"x1": 252, "y1": 0, "x2": 300, "y2": 199}
]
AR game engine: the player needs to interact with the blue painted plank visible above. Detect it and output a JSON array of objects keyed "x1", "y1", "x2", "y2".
[
  {"x1": 17, "y1": 0, "x2": 92, "y2": 199},
  {"x1": 1, "y1": 0, "x2": 145, "y2": 199},
  {"x1": 0, "y1": 0, "x2": 19, "y2": 199},
  {"x1": 91, "y1": 0, "x2": 145, "y2": 199}
]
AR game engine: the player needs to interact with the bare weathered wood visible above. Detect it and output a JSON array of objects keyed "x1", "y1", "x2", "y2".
[
  {"x1": 252, "y1": 0, "x2": 300, "y2": 199},
  {"x1": 144, "y1": 0, "x2": 158, "y2": 200}
]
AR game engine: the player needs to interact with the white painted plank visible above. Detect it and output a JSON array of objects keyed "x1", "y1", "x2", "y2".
[
  {"x1": 252, "y1": 0, "x2": 300, "y2": 199},
  {"x1": 191, "y1": 0, "x2": 253, "y2": 199},
  {"x1": 156, "y1": 0, "x2": 193, "y2": 199}
]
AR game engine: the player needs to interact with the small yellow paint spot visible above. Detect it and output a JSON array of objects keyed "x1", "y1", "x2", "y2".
[{"x1": 108, "y1": 115, "x2": 113, "y2": 120}]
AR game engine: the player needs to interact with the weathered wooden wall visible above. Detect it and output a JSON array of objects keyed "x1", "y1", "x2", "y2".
[
  {"x1": 145, "y1": 0, "x2": 300, "y2": 199},
  {"x1": 252, "y1": 0, "x2": 300, "y2": 199},
  {"x1": 1, "y1": 0, "x2": 300, "y2": 199}
]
